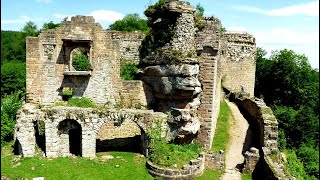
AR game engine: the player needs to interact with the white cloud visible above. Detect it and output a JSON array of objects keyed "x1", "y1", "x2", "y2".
[
  {"x1": 1, "y1": 16, "x2": 45, "y2": 24},
  {"x1": 233, "y1": 1, "x2": 319, "y2": 17},
  {"x1": 35, "y1": 0, "x2": 52, "y2": 4},
  {"x1": 252, "y1": 28, "x2": 319, "y2": 68},
  {"x1": 88, "y1": 10, "x2": 124, "y2": 23},
  {"x1": 253, "y1": 28, "x2": 319, "y2": 45}
]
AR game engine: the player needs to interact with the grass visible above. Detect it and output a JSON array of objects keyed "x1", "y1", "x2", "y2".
[
  {"x1": 194, "y1": 169, "x2": 223, "y2": 180},
  {"x1": 1, "y1": 144, "x2": 152, "y2": 180},
  {"x1": 211, "y1": 101, "x2": 232, "y2": 153},
  {"x1": 242, "y1": 172, "x2": 252, "y2": 180},
  {"x1": 149, "y1": 142, "x2": 202, "y2": 169},
  {"x1": 147, "y1": 120, "x2": 202, "y2": 169}
]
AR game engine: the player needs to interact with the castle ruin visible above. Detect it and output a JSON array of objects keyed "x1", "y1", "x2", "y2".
[{"x1": 14, "y1": 0, "x2": 261, "y2": 178}]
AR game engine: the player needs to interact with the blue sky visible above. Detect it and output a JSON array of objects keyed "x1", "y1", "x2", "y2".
[{"x1": 2, "y1": 0, "x2": 319, "y2": 69}]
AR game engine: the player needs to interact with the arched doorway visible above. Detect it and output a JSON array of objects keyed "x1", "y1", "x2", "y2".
[{"x1": 58, "y1": 119, "x2": 82, "y2": 156}]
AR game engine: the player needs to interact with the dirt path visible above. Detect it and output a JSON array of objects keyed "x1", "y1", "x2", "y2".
[{"x1": 221, "y1": 100, "x2": 253, "y2": 180}]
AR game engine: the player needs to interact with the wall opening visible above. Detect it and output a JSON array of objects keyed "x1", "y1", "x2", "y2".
[
  {"x1": 58, "y1": 119, "x2": 82, "y2": 157},
  {"x1": 34, "y1": 120, "x2": 46, "y2": 155},
  {"x1": 96, "y1": 119, "x2": 142, "y2": 153}
]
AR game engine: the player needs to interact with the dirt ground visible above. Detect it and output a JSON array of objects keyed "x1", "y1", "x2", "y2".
[{"x1": 221, "y1": 100, "x2": 253, "y2": 180}]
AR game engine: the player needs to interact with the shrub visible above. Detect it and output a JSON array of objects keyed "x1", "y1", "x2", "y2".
[
  {"x1": 285, "y1": 150, "x2": 308, "y2": 180},
  {"x1": 120, "y1": 61, "x2": 138, "y2": 80},
  {"x1": 148, "y1": 120, "x2": 202, "y2": 168},
  {"x1": 1, "y1": 91, "x2": 23, "y2": 145},
  {"x1": 72, "y1": 54, "x2": 91, "y2": 71}
]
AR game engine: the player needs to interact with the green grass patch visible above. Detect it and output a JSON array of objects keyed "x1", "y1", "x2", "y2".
[
  {"x1": 211, "y1": 101, "x2": 232, "y2": 153},
  {"x1": 194, "y1": 169, "x2": 223, "y2": 179},
  {"x1": 242, "y1": 172, "x2": 252, "y2": 180},
  {"x1": 66, "y1": 97, "x2": 97, "y2": 108},
  {"x1": 149, "y1": 142, "x2": 202, "y2": 169},
  {"x1": 1, "y1": 145, "x2": 152, "y2": 180}
]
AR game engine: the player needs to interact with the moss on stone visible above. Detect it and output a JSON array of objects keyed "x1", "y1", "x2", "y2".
[{"x1": 260, "y1": 107, "x2": 273, "y2": 115}]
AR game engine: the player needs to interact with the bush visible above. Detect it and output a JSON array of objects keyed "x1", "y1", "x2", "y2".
[
  {"x1": 1, "y1": 91, "x2": 23, "y2": 145},
  {"x1": 72, "y1": 54, "x2": 91, "y2": 71},
  {"x1": 120, "y1": 61, "x2": 138, "y2": 80},
  {"x1": 285, "y1": 150, "x2": 308, "y2": 180},
  {"x1": 148, "y1": 120, "x2": 202, "y2": 168}
]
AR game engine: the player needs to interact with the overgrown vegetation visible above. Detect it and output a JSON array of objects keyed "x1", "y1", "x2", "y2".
[
  {"x1": 72, "y1": 54, "x2": 91, "y2": 71},
  {"x1": 211, "y1": 101, "x2": 231, "y2": 153},
  {"x1": 1, "y1": 61, "x2": 26, "y2": 97},
  {"x1": 255, "y1": 48, "x2": 319, "y2": 179},
  {"x1": 109, "y1": 14, "x2": 149, "y2": 33},
  {"x1": 1, "y1": 91, "x2": 23, "y2": 146},
  {"x1": 120, "y1": 60, "x2": 138, "y2": 80},
  {"x1": 65, "y1": 97, "x2": 97, "y2": 108},
  {"x1": 148, "y1": 120, "x2": 202, "y2": 169},
  {"x1": 139, "y1": 0, "x2": 177, "y2": 60}
]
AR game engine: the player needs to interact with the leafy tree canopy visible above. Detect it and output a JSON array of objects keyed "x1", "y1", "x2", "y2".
[
  {"x1": 42, "y1": 21, "x2": 60, "y2": 30},
  {"x1": 109, "y1": 13, "x2": 149, "y2": 33},
  {"x1": 22, "y1": 21, "x2": 39, "y2": 37}
]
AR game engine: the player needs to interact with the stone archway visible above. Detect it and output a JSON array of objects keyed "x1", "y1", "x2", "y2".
[
  {"x1": 96, "y1": 119, "x2": 142, "y2": 153},
  {"x1": 57, "y1": 119, "x2": 82, "y2": 157}
]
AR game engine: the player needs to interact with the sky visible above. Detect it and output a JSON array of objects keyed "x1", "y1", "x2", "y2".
[{"x1": 1, "y1": 0, "x2": 319, "y2": 69}]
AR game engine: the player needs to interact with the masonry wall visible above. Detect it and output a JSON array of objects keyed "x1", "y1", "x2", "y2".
[
  {"x1": 121, "y1": 80, "x2": 153, "y2": 108},
  {"x1": 195, "y1": 18, "x2": 222, "y2": 150},
  {"x1": 15, "y1": 104, "x2": 167, "y2": 158},
  {"x1": 221, "y1": 33, "x2": 256, "y2": 96},
  {"x1": 26, "y1": 16, "x2": 125, "y2": 105},
  {"x1": 110, "y1": 31, "x2": 145, "y2": 64}
]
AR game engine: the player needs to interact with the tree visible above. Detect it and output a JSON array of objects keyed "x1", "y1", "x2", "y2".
[
  {"x1": 109, "y1": 13, "x2": 149, "y2": 33},
  {"x1": 42, "y1": 21, "x2": 60, "y2": 30},
  {"x1": 1, "y1": 31, "x2": 26, "y2": 63},
  {"x1": 196, "y1": 3, "x2": 204, "y2": 17},
  {"x1": 255, "y1": 47, "x2": 319, "y2": 179},
  {"x1": 22, "y1": 21, "x2": 39, "y2": 37},
  {"x1": 1, "y1": 61, "x2": 26, "y2": 96}
]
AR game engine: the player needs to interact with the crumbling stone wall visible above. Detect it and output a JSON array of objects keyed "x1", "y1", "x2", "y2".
[
  {"x1": 26, "y1": 16, "x2": 126, "y2": 105},
  {"x1": 195, "y1": 17, "x2": 222, "y2": 149},
  {"x1": 120, "y1": 80, "x2": 152, "y2": 108},
  {"x1": 110, "y1": 31, "x2": 145, "y2": 64},
  {"x1": 23, "y1": 0, "x2": 257, "y2": 163},
  {"x1": 15, "y1": 103, "x2": 167, "y2": 158},
  {"x1": 221, "y1": 33, "x2": 256, "y2": 96},
  {"x1": 227, "y1": 91, "x2": 294, "y2": 179}
]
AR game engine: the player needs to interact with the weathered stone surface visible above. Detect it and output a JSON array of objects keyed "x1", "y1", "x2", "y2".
[{"x1": 15, "y1": 104, "x2": 167, "y2": 158}]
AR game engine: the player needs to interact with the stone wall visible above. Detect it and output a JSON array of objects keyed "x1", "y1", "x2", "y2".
[
  {"x1": 110, "y1": 31, "x2": 145, "y2": 64},
  {"x1": 121, "y1": 80, "x2": 152, "y2": 108},
  {"x1": 230, "y1": 94, "x2": 278, "y2": 151},
  {"x1": 26, "y1": 16, "x2": 142, "y2": 106},
  {"x1": 146, "y1": 153, "x2": 205, "y2": 179},
  {"x1": 15, "y1": 103, "x2": 167, "y2": 158},
  {"x1": 195, "y1": 17, "x2": 222, "y2": 150},
  {"x1": 226, "y1": 91, "x2": 295, "y2": 179},
  {"x1": 221, "y1": 32, "x2": 256, "y2": 96}
]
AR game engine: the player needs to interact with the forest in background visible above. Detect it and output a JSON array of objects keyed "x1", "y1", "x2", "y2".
[{"x1": 1, "y1": 3, "x2": 319, "y2": 179}]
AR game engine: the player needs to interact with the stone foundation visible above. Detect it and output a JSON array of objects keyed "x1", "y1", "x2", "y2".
[{"x1": 15, "y1": 103, "x2": 167, "y2": 158}]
